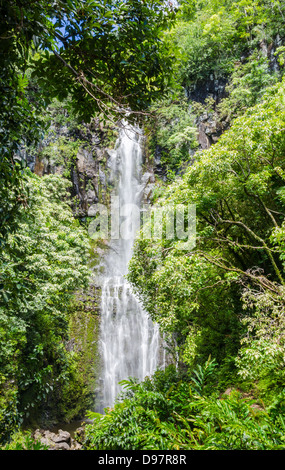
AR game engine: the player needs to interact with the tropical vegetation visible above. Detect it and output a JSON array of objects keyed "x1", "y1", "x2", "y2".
[{"x1": 1, "y1": 0, "x2": 285, "y2": 451}]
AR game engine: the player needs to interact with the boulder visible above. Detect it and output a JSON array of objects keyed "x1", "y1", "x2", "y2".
[
  {"x1": 52, "y1": 429, "x2": 71, "y2": 444},
  {"x1": 53, "y1": 442, "x2": 71, "y2": 451},
  {"x1": 33, "y1": 428, "x2": 82, "y2": 450}
]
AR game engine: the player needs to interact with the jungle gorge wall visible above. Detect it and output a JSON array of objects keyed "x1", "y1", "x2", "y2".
[{"x1": 27, "y1": 106, "x2": 157, "y2": 218}]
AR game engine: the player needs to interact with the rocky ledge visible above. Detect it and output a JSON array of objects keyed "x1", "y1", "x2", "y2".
[{"x1": 33, "y1": 427, "x2": 84, "y2": 450}]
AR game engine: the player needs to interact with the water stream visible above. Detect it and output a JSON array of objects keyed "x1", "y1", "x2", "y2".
[{"x1": 96, "y1": 125, "x2": 163, "y2": 412}]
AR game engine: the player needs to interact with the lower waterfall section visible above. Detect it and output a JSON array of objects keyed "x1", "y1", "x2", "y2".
[
  {"x1": 99, "y1": 277, "x2": 161, "y2": 411},
  {"x1": 95, "y1": 125, "x2": 164, "y2": 413}
]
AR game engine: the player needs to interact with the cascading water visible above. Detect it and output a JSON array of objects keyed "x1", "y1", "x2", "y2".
[{"x1": 96, "y1": 124, "x2": 163, "y2": 412}]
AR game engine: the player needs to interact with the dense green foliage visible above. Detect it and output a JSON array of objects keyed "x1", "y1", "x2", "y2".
[
  {"x1": 84, "y1": 0, "x2": 285, "y2": 451},
  {"x1": 0, "y1": 173, "x2": 89, "y2": 440},
  {"x1": 0, "y1": 0, "x2": 175, "y2": 242},
  {"x1": 2, "y1": 0, "x2": 285, "y2": 451},
  {"x1": 32, "y1": 1, "x2": 176, "y2": 123},
  {"x1": 173, "y1": 0, "x2": 285, "y2": 89},
  {"x1": 84, "y1": 362, "x2": 285, "y2": 450},
  {"x1": 145, "y1": 94, "x2": 198, "y2": 175},
  {"x1": 129, "y1": 78, "x2": 285, "y2": 379},
  {"x1": 0, "y1": 0, "x2": 177, "y2": 443},
  {"x1": 145, "y1": 0, "x2": 285, "y2": 174}
]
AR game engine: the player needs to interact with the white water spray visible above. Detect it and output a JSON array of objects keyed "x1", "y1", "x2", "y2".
[{"x1": 96, "y1": 125, "x2": 162, "y2": 412}]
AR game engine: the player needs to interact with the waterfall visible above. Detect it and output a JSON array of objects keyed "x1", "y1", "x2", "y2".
[{"x1": 96, "y1": 124, "x2": 162, "y2": 412}]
